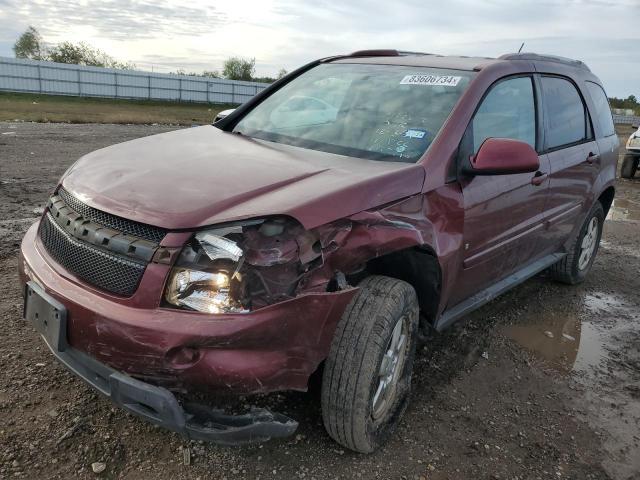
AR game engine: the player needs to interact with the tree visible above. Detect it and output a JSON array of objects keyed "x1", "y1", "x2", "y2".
[
  {"x1": 47, "y1": 41, "x2": 135, "y2": 69},
  {"x1": 13, "y1": 26, "x2": 45, "y2": 60},
  {"x1": 222, "y1": 57, "x2": 255, "y2": 81},
  {"x1": 249, "y1": 68, "x2": 288, "y2": 84},
  {"x1": 609, "y1": 95, "x2": 640, "y2": 114},
  {"x1": 47, "y1": 42, "x2": 86, "y2": 65}
]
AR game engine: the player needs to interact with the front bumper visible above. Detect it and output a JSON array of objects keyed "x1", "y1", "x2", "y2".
[
  {"x1": 20, "y1": 222, "x2": 356, "y2": 394},
  {"x1": 24, "y1": 281, "x2": 298, "y2": 444}
]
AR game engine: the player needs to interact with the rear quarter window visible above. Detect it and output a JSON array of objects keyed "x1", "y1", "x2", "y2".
[
  {"x1": 585, "y1": 81, "x2": 616, "y2": 137},
  {"x1": 541, "y1": 76, "x2": 589, "y2": 149}
]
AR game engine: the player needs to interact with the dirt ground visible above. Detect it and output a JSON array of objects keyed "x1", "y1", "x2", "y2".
[{"x1": 0, "y1": 122, "x2": 639, "y2": 480}]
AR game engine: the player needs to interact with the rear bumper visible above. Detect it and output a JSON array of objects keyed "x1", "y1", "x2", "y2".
[
  {"x1": 25, "y1": 281, "x2": 298, "y2": 444},
  {"x1": 19, "y1": 222, "x2": 356, "y2": 394}
]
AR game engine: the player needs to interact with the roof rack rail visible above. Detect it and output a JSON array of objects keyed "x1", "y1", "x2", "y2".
[
  {"x1": 396, "y1": 50, "x2": 438, "y2": 57},
  {"x1": 348, "y1": 49, "x2": 438, "y2": 58},
  {"x1": 349, "y1": 49, "x2": 400, "y2": 57},
  {"x1": 499, "y1": 53, "x2": 590, "y2": 71}
]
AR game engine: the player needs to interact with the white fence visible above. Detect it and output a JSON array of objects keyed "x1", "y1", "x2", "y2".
[{"x1": 0, "y1": 56, "x2": 269, "y2": 104}]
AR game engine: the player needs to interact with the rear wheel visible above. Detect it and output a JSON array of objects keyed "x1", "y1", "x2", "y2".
[
  {"x1": 321, "y1": 275, "x2": 419, "y2": 453},
  {"x1": 621, "y1": 154, "x2": 639, "y2": 179},
  {"x1": 549, "y1": 202, "x2": 604, "y2": 284}
]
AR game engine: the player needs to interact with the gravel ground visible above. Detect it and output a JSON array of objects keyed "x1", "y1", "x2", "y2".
[{"x1": 1, "y1": 122, "x2": 639, "y2": 480}]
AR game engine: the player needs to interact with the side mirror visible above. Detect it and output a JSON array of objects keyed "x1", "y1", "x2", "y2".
[
  {"x1": 464, "y1": 138, "x2": 540, "y2": 176},
  {"x1": 214, "y1": 108, "x2": 236, "y2": 123}
]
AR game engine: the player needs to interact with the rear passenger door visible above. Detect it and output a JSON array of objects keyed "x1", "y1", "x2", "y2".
[
  {"x1": 452, "y1": 75, "x2": 551, "y2": 304},
  {"x1": 539, "y1": 76, "x2": 599, "y2": 251}
]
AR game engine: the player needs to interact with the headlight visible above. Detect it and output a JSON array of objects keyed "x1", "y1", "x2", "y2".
[
  {"x1": 163, "y1": 218, "x2": 324, "y2": 315},
  {"x1": 164, "y1": 229, "x2": 249, "y2": 314},
  {"x1": 165, "y1": 268, "x2": 245, "y2": 314},
  {"x1": 629, "y1": 136, "x2": 640, "y2": 148}
]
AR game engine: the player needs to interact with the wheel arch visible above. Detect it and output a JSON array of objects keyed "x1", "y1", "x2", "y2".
[
  {"x1": 598, "y1": 185, "x2": 615, "y2": 216},
  {"x1": 364, "y1": 245, "x2": 442, "y2": 332}
]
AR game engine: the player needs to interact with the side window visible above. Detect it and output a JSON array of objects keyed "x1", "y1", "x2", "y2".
[
  {"x1": 585, "y1": 81, "x2": 615, "y2": 137},
  {"x1": 541, "y1": 76, "x2": 588, "y2": 149},
  {"x1": 470, "y1": 76, "x2": 536, "y2": 153}
]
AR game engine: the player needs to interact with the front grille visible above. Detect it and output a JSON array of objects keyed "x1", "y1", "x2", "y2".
[
  {"x1": 40, "y1": 212, "x2": 146, "y2": 296},
  {"x1": 58, "y1": 188, "x2": 167, "y2": 243}
]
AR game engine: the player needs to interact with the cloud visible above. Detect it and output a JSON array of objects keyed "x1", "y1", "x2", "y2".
[
  {"x1": 0, "y1": 0, "x2": 638, "y2": 97},
  {"x1": 0, "y1": 0, "x2": 227, "y2": 40}
]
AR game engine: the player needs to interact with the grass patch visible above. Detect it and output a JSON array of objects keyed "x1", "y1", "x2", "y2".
[{"x1": 0, "y1": 92, "x2": 236, "y2": 125}]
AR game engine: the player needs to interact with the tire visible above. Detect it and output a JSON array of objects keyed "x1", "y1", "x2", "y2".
[
  {"x1": 321, "y1": 275, "x2": 419, "y2": 453},
  {"x1": 620, "y1": 154, "x2": 639, "y2": 179},
  {"x1": 549, "y1": 202, "x2": 604, "y2": 284}
]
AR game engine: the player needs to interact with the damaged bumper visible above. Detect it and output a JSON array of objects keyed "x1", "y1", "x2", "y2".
[
  {"x1": 25, "y1": 281, "x2": 297, "y2": 444},
  {"x1": 19, "y1": 223, "x2": 356, "y2": 394}
]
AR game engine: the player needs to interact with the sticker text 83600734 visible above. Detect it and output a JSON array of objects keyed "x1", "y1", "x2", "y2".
[{"x1": 400, "y1": 75, "x2": 462, "y2": 86}]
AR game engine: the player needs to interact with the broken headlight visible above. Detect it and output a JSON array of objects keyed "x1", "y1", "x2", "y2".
[
  {"x1": 164, "y1": 228, "x2": 249, "y2": 314},
  {"x1": 164, "y1": 217, "x2": 323, "y2": 314}
]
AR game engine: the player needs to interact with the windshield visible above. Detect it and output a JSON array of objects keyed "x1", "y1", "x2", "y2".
[{"x1": 234, "y1": 63, "x2": 474, "y2": 162}]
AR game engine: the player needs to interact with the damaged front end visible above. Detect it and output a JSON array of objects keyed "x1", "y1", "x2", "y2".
[
  {"x1": 21, "y1": 190, "x2": 439, "y2": 446},
  {"x1": 162, "y1": 193, "x2": 437, "y2": 319},
  {"x1": 163, "y1": 216, "x2": 346, "y2": 315}
]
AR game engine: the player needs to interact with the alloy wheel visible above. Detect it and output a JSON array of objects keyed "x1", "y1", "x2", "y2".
[
  {"x1": 371, "y1": 315, "x2": 409, "y2": 420},
  {"x1": 578, "y1": 217, "x2": 599, "y2": 270}
]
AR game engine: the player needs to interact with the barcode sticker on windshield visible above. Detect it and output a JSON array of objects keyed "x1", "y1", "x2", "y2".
[{"x1": 400, "y1": 75, "x2": 462, "y2": 86}]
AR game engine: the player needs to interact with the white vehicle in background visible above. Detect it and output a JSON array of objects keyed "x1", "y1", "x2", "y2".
[
  {"x1": 622, "y1": 123, "x2": 640, "y2": 179},
  {"x1": 214, "y1": 108, "x2": 236, "y2": 123}
]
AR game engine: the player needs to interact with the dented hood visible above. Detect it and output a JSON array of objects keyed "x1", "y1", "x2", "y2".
[{"x1": 62, "y1": 126, "x2": 425, "y2": 230}]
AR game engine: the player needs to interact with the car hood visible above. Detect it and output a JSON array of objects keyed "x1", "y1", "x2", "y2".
[{"x1": 62, "y1": 126, "x2": 425, "y2": 230}]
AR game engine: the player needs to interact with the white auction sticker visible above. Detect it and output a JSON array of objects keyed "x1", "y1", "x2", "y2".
[{"x1": 400, "y1": 74, "x2": 462, "y2": 86}]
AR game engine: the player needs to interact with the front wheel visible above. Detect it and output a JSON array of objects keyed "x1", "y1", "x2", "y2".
[
  {"x1": 549, "y1": 202, "x2": 604, "y2": 284},
  {"x1": 620, "y1": 154, "x2": 639, "y2": 179},
  {"x1": 321, "y1": 275, "x2": 419, "y2": 453}
]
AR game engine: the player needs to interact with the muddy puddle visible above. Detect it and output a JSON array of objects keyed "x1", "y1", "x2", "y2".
[
  {"x1": 501, "y1": 292, "x2": 636, "y2": 374},
  {"x1": 502, "y1": 291, "x2": 640, "y2": 478}
]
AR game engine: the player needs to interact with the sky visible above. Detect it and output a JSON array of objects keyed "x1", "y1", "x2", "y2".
[{"x1": 0, "y1": 0, "x2": 638, "y2": 98}]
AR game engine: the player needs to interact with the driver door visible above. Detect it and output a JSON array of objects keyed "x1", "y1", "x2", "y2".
[{"x1": 450, "y1": 75, "x2": 550, "y2": 305}]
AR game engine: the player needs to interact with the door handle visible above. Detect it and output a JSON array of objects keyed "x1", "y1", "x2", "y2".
[
  {"x1": 586, "y1": 152, "x2": 600, "y2": 164},
  {"x1": 531, "y1": 171, "x2": 548, "y2": 186}
]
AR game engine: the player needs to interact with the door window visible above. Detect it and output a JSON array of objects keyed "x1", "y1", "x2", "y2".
[
  {"x1": 585, "y1": 81, "x2": 615, "y2": 137},
  {"x1": 541, "y1": 76, "x2": 589, "y2": 149},
  {"x1": 469, "y1": 76, "x2": 536, "y2": 153}
]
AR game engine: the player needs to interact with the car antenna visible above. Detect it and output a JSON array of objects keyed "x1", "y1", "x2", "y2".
[{"x1": 518, "y1": 42, "x2": 525, "y2": 53}]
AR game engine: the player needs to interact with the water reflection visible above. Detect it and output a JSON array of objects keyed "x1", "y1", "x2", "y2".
[{"x1": 500, "y1": 292, "x2": 624, "y2": 373}]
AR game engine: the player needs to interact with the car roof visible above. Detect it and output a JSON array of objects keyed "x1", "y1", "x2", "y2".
[{"x1": 328, "y1": 50, "x2": 590, "y2": 73}]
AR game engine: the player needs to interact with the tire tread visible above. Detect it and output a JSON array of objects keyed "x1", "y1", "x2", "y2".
[
  {"x1": 549, "y1": 202, "x2": 604, "y2": 284},
  {"x1": 621, "y1": 154, "x2": 638, "y2": 179},
  {"x1": 321, "y1": 275, "x2": 417, "y2": 453}
]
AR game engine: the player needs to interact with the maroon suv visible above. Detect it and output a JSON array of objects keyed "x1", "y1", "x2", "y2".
[{"x1": 20, "y1": 50, "x2": 618, "y2": 453}]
